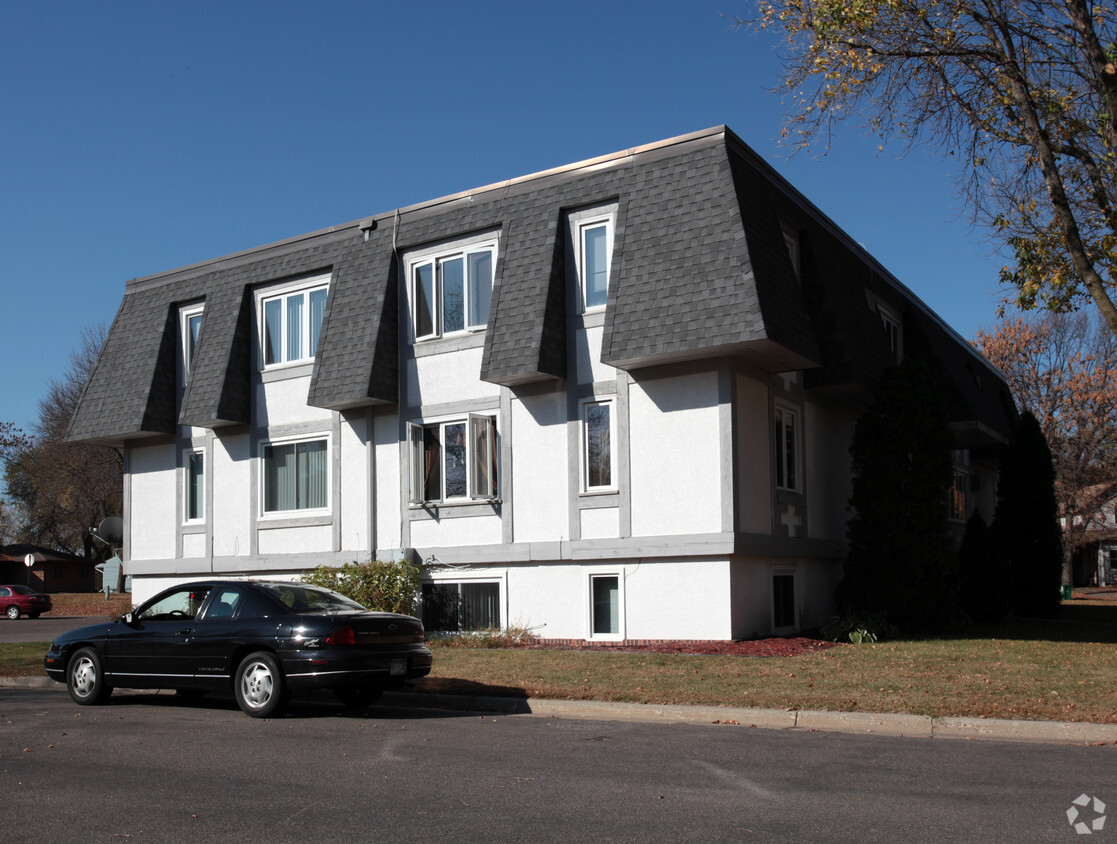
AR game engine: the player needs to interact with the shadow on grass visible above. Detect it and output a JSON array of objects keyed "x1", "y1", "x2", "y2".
[{"x1": 930, "y1": 601, "x2": 1117, "y2": 644}]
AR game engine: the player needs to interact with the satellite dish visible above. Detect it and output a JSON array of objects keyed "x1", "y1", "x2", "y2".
[{"x1": 97, "y1": 516, "x2": 124, "y2": 547}]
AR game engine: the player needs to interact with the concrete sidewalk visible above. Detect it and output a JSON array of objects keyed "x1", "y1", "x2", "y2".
[{"x1": 5, "y1": 674, "x2": 1116, "y2": 746}]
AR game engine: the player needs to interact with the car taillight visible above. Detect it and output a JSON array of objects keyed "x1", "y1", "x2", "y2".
[{"x1": 326, "y1": 625, "x2": 355, "y2": 646}]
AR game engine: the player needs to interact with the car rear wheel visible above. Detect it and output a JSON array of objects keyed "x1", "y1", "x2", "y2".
[
  {"x1": 67, "y1": 647, "x2": 113, "y2": 705},
  {"x1": 5, "y1": 605, "x2": 19, "y2": 620},
  {"x1": 334, "y1": 686, "x2": 384, "y2": 710},
  {"x1": 234, "y1": 652, "x2": 289, "y2": 718}
]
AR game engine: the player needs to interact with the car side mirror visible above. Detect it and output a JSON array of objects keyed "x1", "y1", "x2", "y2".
[{"x1": 122, "y1": 612, "x2": 136, "y2": 626}]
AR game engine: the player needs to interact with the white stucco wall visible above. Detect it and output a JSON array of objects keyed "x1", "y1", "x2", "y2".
[
  {"x1": 254, "y1": 375, "x2": 332, "y2": 429},
  {"x1": 212, "y1": 432, "x2": 251, "y2": 559},
  {"x1": 736, "y1": 373, "x2": 772, "y2": 534},
  {"x1": 804, "y1": 399, "x2": 856, "y2": 542},
  {"x1": 629, "y1": 372, "x2": 722, "y2": 537},
  {"x1": 339, "y1": 411, "x2": 370, "y2": 555},
  {"x1": 257, "y1": 524, "x2": 333, "y2": 555},
  {"x1": 574, "y1": 325, "x2": 614, "y2": 385},
  {"x1": 509, "y1": 391, "x2": 569, "y2": 543},
  {"x1": 501, "y1": 558, "x2": 734, "y2": 640},
  {"x1": 408, "y1": 346, "x2": 500, "y2": 408},
  {"x1": 410, "y1": 512, "x2": 503, "y2": 549},
  {"x1": 128, "y1": 443, "x2": 176, "y2": 562},
  {"x1": 373, "y1": 409, "x2": 402, "y2": 555}
]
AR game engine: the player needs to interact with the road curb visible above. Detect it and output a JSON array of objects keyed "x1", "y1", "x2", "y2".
[{"x1": 6, "y1": 678, "x2": 1115, "y2": 744}]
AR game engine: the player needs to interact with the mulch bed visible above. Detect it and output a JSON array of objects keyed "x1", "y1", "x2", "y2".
[{"x1": 520, "y1": 637, "x2": 840, "y2": 657}]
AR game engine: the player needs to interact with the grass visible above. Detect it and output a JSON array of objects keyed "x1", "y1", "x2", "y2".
[{"x1": 6, "y1": 597, "x2": 1116, "y2": 724}]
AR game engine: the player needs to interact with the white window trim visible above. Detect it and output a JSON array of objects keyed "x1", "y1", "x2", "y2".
[
  {"x1": 774, "y1": 402, "x2": 801, "y2": 493},
  {"x1": 587, "y1": 570, "x2": 625, "y2": 641},
  {"x1": 407, "y1": 413, "x2": 499, "y2": 505},
  {"x1": 781, "y1": 222, "x2": 800, "y2": 284},
  {"x1": 255, "y1": 272, "x2": 331, "y2": 371},
  {"x1": 421, "y1": 577, "x2": 503, "y2": 633},
  {"x1": 183, "y1": 448, "x2": 205, "y2": 525},
  {"x1": 771, "y1": 567, "x2": 798, "y2": 634},
  {"x1": 580, "y1": 397, "x2": 616, "y2": 494},
  {"x1": 178, "y1": 302, "x2": 205, "y2": 394},
  {"x1": 405, "y1": 233, "x2": 499, "y2": 343},
  {"x1": 577, "y1": 216, "x2": 613, "y2": 313},
  {"x1": 258, "y1": 433, "x2": 331, "y2": 517}
]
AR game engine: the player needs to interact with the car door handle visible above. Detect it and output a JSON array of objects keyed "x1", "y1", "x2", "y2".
[{"x1": 176, "y1": 629, "x2": 193, "y2": 636}]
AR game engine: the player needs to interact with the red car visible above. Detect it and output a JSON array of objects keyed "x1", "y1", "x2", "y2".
[{"x1": 0, "y1": 585, "x2": 52, "y2": 619}]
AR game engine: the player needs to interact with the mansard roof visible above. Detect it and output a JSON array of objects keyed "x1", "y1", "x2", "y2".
[{"x1": 67, "y1": 125, "x2": 1014, "y2": 446}]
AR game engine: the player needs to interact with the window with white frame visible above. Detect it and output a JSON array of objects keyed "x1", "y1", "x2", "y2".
[
  {"x1": 261, "y1": 437, "x2": 328, "y2": 513},
  {"x1": 590, "y1": 573, "x2": 621, "y2": 638},
  {"x1": 408, "y1": 414, "x2": 497, "y2": 504},
  {"x1": 185, "y1": 450, "x2": 204, "y2": 522},
  {"x1": 258, "y1": 275, "x2": 329, "y2": 368},
  {"x1": 878, "y1": 306, "x2": 902, "y2": 362},
  {"x1": 421, "y1": 581, "x2": 500, "y2": 632},
  {"x1": 774, "y1": 405, "x2": 799, "y2": 491},
  {"x1": 781, "y1": 223, "x2": 800, "y2": 283},
  {"x1": 582, "y1": 399, "x2": 615, "y2": 491},
  {"x1": 179, "y1": 303, "x2": 204, "y2": 386},
  {"x1": 409, "y1": 241, "x2": 496, "y2": 341},
  {"x1": 579, "y1": 219, "x2": 612, "y2": 311}
]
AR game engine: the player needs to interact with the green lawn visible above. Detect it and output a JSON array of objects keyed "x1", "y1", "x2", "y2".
[{"x1": 7, "y1": 601, "x2": 1116, "y2": 724}]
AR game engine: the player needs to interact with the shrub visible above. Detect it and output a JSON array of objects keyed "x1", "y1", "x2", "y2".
[
  {"x1": 304, "y1": 560, "x2": 421, "y2": 615},
  {"x1": 426, "y1": 626, "x2": 538, "y2": 648},
  {"x1": 821, "y1": 612, "x2": 900, "y2": 644}
]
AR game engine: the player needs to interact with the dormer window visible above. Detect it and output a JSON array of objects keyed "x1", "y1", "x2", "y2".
[
  {"x1": 257, "y1": 273, "x2": 330, "y2": 368},
  {"x1": 178, "y1": 302, "x2": 204, "y2": 399},
  {"x1": 878, "y1": 306, "x2": 902, "y2": 362},
  {"x1": 580, "y1": 220, "x2": 611, "y2": 311},
  {"x1": 781, "y1": 222, "x2": 800, "y2": 283},
  {"x1": 408, "y1": 237, "x2": 497, "y2": 342}
]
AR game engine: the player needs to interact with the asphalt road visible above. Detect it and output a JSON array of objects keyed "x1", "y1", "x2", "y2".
[
  {"x1": 0, "y1": 614, "x2": 111, "y2": 643},
  {"x1": 1, "y1": 686, "x2": 1113, "y2": 843}
]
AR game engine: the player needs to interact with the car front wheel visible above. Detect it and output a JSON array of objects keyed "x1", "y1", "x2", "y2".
[
  {"x1": 67, "y1": 647, "x2": 113, "y2": 705},
  {"x1": 234, "y1": 652, "x2": 289, "y2": 718},
  {"x1": 5, "y1": 605, "x2": 19, "y2": 620}
]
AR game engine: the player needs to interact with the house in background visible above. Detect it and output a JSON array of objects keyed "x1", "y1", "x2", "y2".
[
  {"x1": 1067, "y1": 485, "x2": 1117, "y2": 587},
  {"x1": 66, "y1": 126, "x2": 1015, "y2": 641},
  {"x1": 0, "y1": 544, "x2": 96, "y2": 593}
]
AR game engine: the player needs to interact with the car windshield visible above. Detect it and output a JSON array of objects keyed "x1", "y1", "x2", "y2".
[
  {"x1": 257, "y1": 583, "x2": 367, "y2": 614},
  {"x1": 9, "y1": 585, "x2": 33, "y2": 595}
]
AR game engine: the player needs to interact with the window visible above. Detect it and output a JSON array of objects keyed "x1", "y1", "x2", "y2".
[
  {"x1": 878, "y1": 306, "x2": 902, "y2": 362},
  {"x1": 773, "y1": 573, "x2": 796, "y2": 631},
  {"x1": 949, "y1": 470, "x2": 968, "y2": 521},
  {"x1": 137, "y1": 585, "x2": 212, "y2": 622},
  {"x1": 408, "y1": 414, "x2": 497, "y2": 504},
  {"x1": 579, "y1": 219, "x2": 611, "y2": 310},
  {"x1": 259, "y1": 276, "x2": 329, "y2": 367},
  {"x1": 421, "y1": 581, "x2": 500, "y2": 632},
  {"x1": 774, "y1": 405, "x2": 799, "y2": 491},
  {"x1": 185, "y1": 450, "x2": 204, "y2": 522},
  {"x1": 582, "y1": 400, "x2": 614, "y2": 491},
  {"x1": 262, "y1": 437, "x2": 328, "y2": 513},
  {"x1": 410, "y1": 243, "x2": 495, "y2": 341},
  {"x1": 591, "y1": 574, "x2": 621, "y2": 638},
  {"x1": 781, "y1": 223, "x2": 800, "y2": 283},
  {"x1": 179, "y1": 303, "x2": 204, "y2": 382}
]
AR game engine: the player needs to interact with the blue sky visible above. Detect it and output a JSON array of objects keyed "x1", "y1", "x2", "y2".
[{"x1": 1, "y1": 1, "x2": 1009, "y2": 435}]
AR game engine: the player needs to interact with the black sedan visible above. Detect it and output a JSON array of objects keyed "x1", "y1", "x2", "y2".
[{"x1": 43, "y1": 580, "x2": 433, "y2": 717}]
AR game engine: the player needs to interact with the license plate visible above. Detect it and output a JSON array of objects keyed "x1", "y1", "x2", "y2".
[{"x1": 390, "y1": 658, "x2": 407, "y2": 676}]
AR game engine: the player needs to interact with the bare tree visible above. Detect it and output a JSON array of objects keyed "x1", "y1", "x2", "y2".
[
  {"x1": 3, "y1": 324, "x2": 122, "y2": 555},
  {"x1": 739, "y1": 1, "x2": 1117, "y2": 336},
  {"x1": 974, "y1": 312, "x2": 1117, "y2": 581}
]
